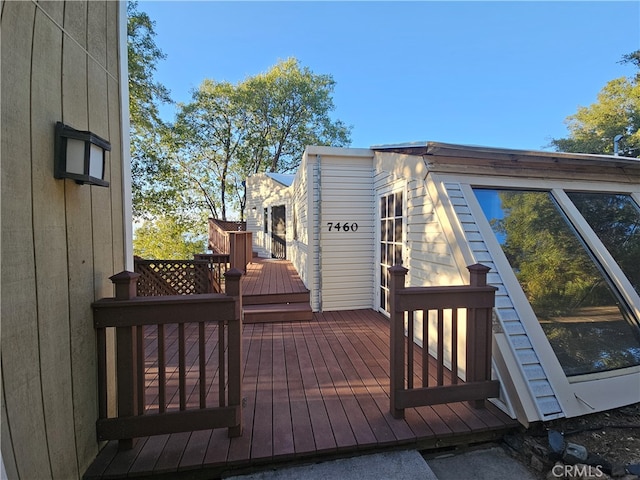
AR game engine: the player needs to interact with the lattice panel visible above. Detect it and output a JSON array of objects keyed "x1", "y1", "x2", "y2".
[{"x1": 135, "y1": 260, "x2": 212, "y2": 296}]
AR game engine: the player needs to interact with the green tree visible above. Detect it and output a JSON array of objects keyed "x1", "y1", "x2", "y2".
[
  {"x1": 549, "y1": 50, "x2": 640, "y2": 157},
  {"x1": 127, "y1": 1, "x2": 179, "y2": 218},
  {"x1": 173, "y1": 58, "x2": 352, "y2": 221},
  {"x1": 133, "y1": 215, "x2": 207, "y2": 260},
  {"x1": 173, "y1": 80, "x2": 251, "y2": 221}
]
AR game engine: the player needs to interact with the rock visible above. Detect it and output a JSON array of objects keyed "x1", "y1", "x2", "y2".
[
  {"x1": 564, "y1": 442, "x2": 589, "y2": 464},
  {"x1": 628, "y1": 464, "x2": 640, "y2": 476},
  {"x1": 586, "y1": 453, "x2": 612, "y2": 474},
  {"x1": 504, "y1": 433, "x2": 524, "y2": 453},
  {"x1": 549, "y1": 429, "x2": 566, "y2": 457},
  {"x1": 530, "y1": 454, "x2": 546, "y2": 472},
  {"x1": 611, "y1": 463, "x2": 627, "y2": 477}
]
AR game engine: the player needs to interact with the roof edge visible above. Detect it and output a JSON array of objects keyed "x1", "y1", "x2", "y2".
[{"x1": 371, "y1": 141, "x2": 640, "y2": 167}]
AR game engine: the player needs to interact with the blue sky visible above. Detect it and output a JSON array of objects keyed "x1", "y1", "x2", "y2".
[{"x1": 141, "y1": 1, "x2": 639, "y2": 151}]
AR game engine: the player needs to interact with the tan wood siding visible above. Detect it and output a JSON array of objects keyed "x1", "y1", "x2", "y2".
[{"x1": 1, "y1": 2, "x2": 127, "y2": 478}]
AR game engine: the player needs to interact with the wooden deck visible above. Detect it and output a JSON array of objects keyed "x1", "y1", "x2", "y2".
[
  {"x1": 241, "y1": 258, "x2": 312, "y2": 322},
  {"x1": 85, "y1": 309, "x2": 518, "y2": 479},
  {"x1": 241, "y1": 258, "x2": 308, "y2": 297}
]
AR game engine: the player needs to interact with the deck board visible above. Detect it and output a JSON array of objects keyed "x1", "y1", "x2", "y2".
[
  {"x1": 86, "y1": 306, "x2": 519, "y2": 479},
  {"x1": 242, "y1": 258, "x2": 308, "y2": 296}
]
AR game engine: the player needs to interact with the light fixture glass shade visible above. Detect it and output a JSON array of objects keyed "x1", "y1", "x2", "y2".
[
  {"x1": 89, "y1": 143, "x2": 105, "y2": 179},
  {"x1": 54, "y1": 122, "x2": 110, "y2": 187},
  {"x1": 66, "y1": 138, "x2": 86, "y2": 175}
]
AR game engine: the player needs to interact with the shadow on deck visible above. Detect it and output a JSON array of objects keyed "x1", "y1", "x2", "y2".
[{"x1": 84, "y1": 309, "x2": 518, "y2": 479}]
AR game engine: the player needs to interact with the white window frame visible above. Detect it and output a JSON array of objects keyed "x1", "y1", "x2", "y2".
[{"x1": 375, "y1": 180, "x2": 407, "y2": 316}]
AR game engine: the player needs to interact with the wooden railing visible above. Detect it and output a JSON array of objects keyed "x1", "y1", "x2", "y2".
[
  {"x1": 134, "y1": 259, "x2": 212, "y2": 296},
  {"x1": 208, "y1": 219, "x2": 232, "y2": 254},
  {"x1": 92, "y1": 269, "x2": 243, "y2": 449},
  {"x1": 207, "y1": 219, "x2": 253, "y2": 272},
  {"x1": 389, "y1": 264, "x2": 500, "y2": 419},
  {"x1": 229, "y1": 231, "x2": 252, "y2": 272},
  {"x1": 194, "y1": 253, "x2": 230, "y2": 293}
]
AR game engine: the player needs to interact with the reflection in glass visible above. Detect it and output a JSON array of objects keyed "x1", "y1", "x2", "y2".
[
  {"x1": 567, "y1": 192, "x2": 640, "y2": 294},
  {"x1": 474, "y1": 188, "x2": 640, "y2": 376}
]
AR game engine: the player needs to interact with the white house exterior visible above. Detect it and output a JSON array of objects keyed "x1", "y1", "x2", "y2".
[{"x1": 245, "y1": 142, "x2": 640, "y2": 426}]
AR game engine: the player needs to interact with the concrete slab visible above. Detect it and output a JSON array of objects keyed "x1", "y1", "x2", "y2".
[
  {"x1": 426, "y1": 446, "x2": 537, "y2": 480},
  {"x1": 226, "y1": 450, "x2": 439, "y2": 480}
]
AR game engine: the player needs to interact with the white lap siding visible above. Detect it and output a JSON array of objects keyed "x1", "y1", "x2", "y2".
[{"x1": 318, "y1": 154, "x2": 374, "y2": 311}]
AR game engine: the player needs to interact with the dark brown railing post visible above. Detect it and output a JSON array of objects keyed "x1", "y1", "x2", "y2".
[
  {"x1": 466, "y1": 263, "x2": 493, "y2": 409},
  {"x1": 224, "y1": 268, "x2": 243, "y2": 437},
  {"x1": 389, "y1": 264, "x2": 408, "y2": 419},
  {"x1": 109, "y1": 270, "x2": 141, "y2": 450}
]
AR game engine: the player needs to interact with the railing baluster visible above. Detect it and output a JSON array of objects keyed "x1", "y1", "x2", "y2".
[
  {"x1": 199, "y1": 322, "x2": 206, "y2": 409},
  {"x1": 451, "y1": 308, "x2": 458, "y2": 385},
  {"x1": 136, "y1": 325, "x2": 145, "y2": 414},
  {"x1": 158, "y1": 324, "x2": 166, "y2": 413},
  {"x1": 407, "y1": 311, "x2": 414, "y2": 389},
  {"x1": 97, "y1": 327, "x2": 108, "y2": 419},
  {"x1": 422, "y1": 310, "x2": 428, "y2": 387},
  {"x1": 218, "y1": 319, "x2": 226, "y2": 407},
  {"x1": 179, "y1": 323, "x2": 186, "y2": 411},
  {"x1": 437, "y1": 309, "x2": 444, "y2": 386}
]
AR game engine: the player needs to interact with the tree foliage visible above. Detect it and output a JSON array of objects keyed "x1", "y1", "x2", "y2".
[
  {"x1": 549, "y1": 50, "x2": 640, "y2": 157},
  {"x1": 133, "y1": 215, "x2": 207, "y2": 260},
  {"x1": 172, "y1": 58, "x2": 352, "y2": 221},
  {"x1": 127, "y1": 1, "x2": 179, "y2": 218}
]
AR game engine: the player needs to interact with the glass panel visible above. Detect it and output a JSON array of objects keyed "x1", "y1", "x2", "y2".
[
  {"x1": 395, "y1": 244, "x2": 403, "y2": 265},
  {"x1": 380, "y1": 242, "x2": 386, "y2": 266},
  {"x1": 475, "y1": 188, "x2": 640, "y2": 376},
  {"x1": 380, "y1": 220, "x2": 386, "y2": 242},
  {"x1": 395, "y1": 191, "x2": 403, "y2": 217},
  {"x1": 380, "y1": 288, "x2": 386, "y2": 310},
  {"x1": 567, "y1": 192, "x2": 640, "y2": 294},
  {"x1": 66, "y1": 138, "x2": 86, "y2": 175},
  {"x1": 395, "y1": 218, "x2": 403, "y2": 243},
  {"x1": 380, "y1": 197, "x2": 387, "y2": 218},
  {"x1": 88, "y1": 143, "x2": 105, "y2": 179},
  {"x1": 388, "y1": 195, "x2": 394, "y2": 219}
]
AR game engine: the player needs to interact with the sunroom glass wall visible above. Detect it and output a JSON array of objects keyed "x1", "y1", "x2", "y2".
[{"x1": 474, "y1": 188, "x2": 640, "y2": 377}]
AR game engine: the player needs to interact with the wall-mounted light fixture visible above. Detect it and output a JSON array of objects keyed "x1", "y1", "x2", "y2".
[{"x1": 54, "y1": 122, "x2": 110, "y2": 187}]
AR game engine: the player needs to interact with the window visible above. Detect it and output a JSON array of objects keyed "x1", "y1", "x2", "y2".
[
  {"x1": 474, "y1": 188, "x2": 640, "y2": 377},
  {"x1": 566, "y1": 192, "x2": 640, "y2": 294}
]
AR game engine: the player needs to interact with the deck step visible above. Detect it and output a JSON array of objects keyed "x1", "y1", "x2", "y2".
[
  {"x1": 243, "y1": 302, "x2": 313, "y2": 323},
  {"x1": 243, "y1": 291, "x2": 310, "y2": 306}
]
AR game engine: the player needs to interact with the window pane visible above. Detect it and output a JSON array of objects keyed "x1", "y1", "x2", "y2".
[
  {"x1": 381, "y1": 197, "x2": 387, "y2": 218},
  {"x1": 395, "y1": 219, "x2": 403, "y2": 243},
  {"x1": 475, "y1": 188, "x2": 640, "y2": 377},
  {"x1": 567, "y1": 192, "x2": 640, "y2": 294},
  {"x1": 395, "y1": 191, "x2": 403, "y2": 217},
  {"x1": 395, "y1": 244, "x2": 403, "y2": 265}
]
